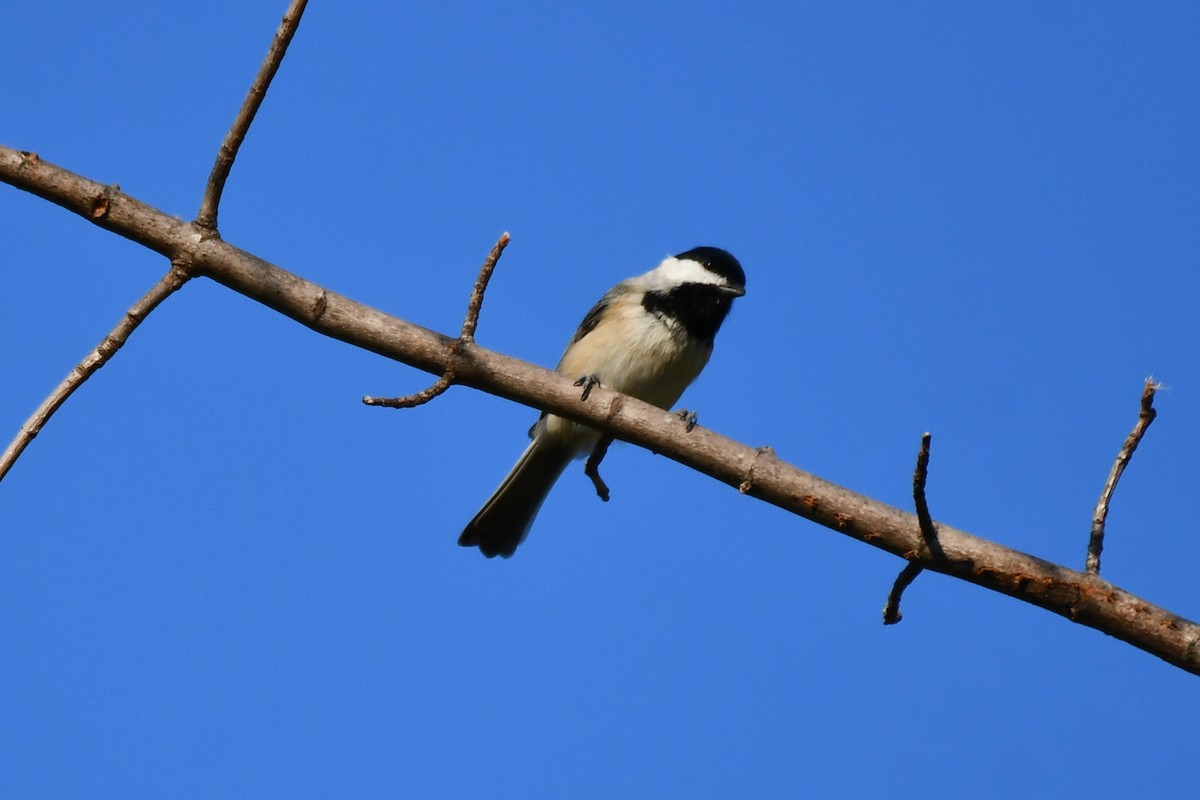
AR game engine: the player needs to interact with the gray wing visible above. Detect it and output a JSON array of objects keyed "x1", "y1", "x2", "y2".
[
  {"x1": 563, "y1": 285, "x2": 625, "y2": 352},
  {"x1": 529, "y1": 284, "x2": 628, "y2": 434}
]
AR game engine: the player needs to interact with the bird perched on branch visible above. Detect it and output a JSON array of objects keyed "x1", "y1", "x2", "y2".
[{"x1": 459, "y1": 246, "x2": 746, "y2": 558}]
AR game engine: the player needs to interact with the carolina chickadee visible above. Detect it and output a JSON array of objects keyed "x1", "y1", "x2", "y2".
[{"x1": 459, "y1": 246, "x2": 746, "y2": 558}]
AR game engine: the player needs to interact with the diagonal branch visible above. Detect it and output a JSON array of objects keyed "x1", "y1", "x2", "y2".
[
  {"x1": 195, "y1": 0, "x2": 309, "y2": 230},
  {"x1": 0, "y1": 260, "x2": 191, "y2": 481},
  {"x1": 0, "y1": 2, "x2": 309, "y2": 461},
  {"x1": 5, "y1": 0, "x2": 309, "y2": 472},
  {"x1": 2, "y1": 145, "x2": 1199, "y2": 676},
  {"x1": 1087, "y1": 378, "x2": 1160, "y2": 574}
]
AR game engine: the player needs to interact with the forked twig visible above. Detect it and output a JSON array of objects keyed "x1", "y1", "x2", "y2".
[
  {"x1": 196, "y1": 0, "x2": 309, "y2": 230},
  {"x1": 1086, "y1": 379, "x2": 1160, "y2": 575},
  {"x1": 0, "y1": 262, "x2": 192, "y2": 481},
  {"x1": 364, "y1": 233, "x2": 510, "y2": 409},
  {"x1": 3, "y1": 1, "x2": 307, "y2": 480},
  {"x1": 883, "y1": 432, "x2": 938, "y2": 625}
]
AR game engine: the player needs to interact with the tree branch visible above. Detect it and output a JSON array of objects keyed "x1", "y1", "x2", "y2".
[
  {"x1": 459, "y1": 232, "x2": 510, "y2": 343},
  {"x1": 882, "y1": 563, "x2": 925, "y2": 626},
  {"x1": 0, "y1": 260, "x2": 191, "y2": 481},
  {"x1": 2, "y1": 145, "x2": 1199, "y2": 676},
  {"x1": 883, "y1": 433, "x2": 939, "y2": 625},
  {"x1": 1087, "y1": 378, "x2": 1160, "y2": 574},
  {"x1": 195, "y1": 0, "x2": 309, "y2": 230}
]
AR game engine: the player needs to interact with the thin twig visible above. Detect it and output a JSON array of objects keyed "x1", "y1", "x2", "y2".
[
  {"x1": 363, "y1": 375, "x2": 453, "y2": 409},
  {"x1": 461, "y1": 232, "x2": 511, "y2": 342},
  {"x1": 195, "y1": 0, "x2": 309, "y2": 230},
  {"x1": 913, "y1": 432, "x2": 938, "y2": 542},
  {"x1": 883, "y1": 432, "x2": 937, "y2": 625},
  {"x1": 585, "y1": 435, "x2": 614, "y2": 501},
  {"x1": 0, "y1": 262, "x2": 191, "y2": 482},
  {"x1": 883, "y1": 562, "x2": 925, "y2": 625},
  {"x1": 364, "y1": 233, "x2": 510, "y2": 409},
  {"x1": 1087, "y1": 379, "x2": 1160, "y2": 575}
]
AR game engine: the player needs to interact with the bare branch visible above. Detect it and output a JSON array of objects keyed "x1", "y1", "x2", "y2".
[
  {"x1": 363, "y1": 375, "x2": 454, "y2": 409},
  {"x1": 883, "y1": 562, "x2": 925, "y2": 625},
  {"x1": 196, "y1": 0, "x2": 309, "y2": 230},
  {"x1": 461, "y1": 232, "x2": 511, "y2": 342},
  {"x1": 0, "y1": 261, "x2": 191, "y2": 481},
  {"x1": 738, "y1": 446, "x2": 774, "y2": 494},
  {"x1": 1087, "y1": 379, "x2": 1160, "y2": 574},
  {"x1": 3, "y1": 147, "x2": 1200, "y2": 676},
  {"x1": 883, "y1": 433, "x2": 939, "y2": 625},
  {"x1": 913, "y1": 432, "x2": 936, "y2": 539},
  {"x1": 363, "y1": 232, "x2": 511, "y2": 409}
]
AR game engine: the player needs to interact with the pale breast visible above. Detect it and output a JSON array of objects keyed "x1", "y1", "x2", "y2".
[{"x1": 556, "y1": 299, "x2": 712, "y2": 410}]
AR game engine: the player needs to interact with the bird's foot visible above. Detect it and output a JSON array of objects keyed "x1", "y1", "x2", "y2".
[
  {"x1": 585, "y1": 435, "x2": 613, "y2": 502},
  {"x1": 574, "y1": 374, "x2": 602, "y2": 402}
]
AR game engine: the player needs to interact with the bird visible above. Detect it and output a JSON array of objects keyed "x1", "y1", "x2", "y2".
[{"x1": 459, "y1": 246, "x2": 746, "y2": 558}]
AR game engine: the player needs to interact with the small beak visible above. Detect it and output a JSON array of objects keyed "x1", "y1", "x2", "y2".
[{"x1": 721, "y1": 285, "x2": 746, "y2": 297}]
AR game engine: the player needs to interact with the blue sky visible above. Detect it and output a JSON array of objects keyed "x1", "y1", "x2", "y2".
[{"x1": 3, "y1": 1, "x2": 1199, "y2": 797}]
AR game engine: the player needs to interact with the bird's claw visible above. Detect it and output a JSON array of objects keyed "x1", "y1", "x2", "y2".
[
  {"x1": 676, "y1": 409, "x2": 699, "y2": 432},
  {"x1": 574, "y1": 374, "x2": 602, "y2": 402}
]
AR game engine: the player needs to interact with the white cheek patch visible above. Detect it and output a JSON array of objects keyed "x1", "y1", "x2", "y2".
[{"x1": 640, "y1": 257, "x2": 727, "y2": 290}]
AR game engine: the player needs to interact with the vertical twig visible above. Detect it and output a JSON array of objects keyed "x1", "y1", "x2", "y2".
[
  {"x1": 196, "y1": 0, "x2": 309, "y2": 230},
  {"x1": 912, "y1": 433, "x2": 935, "y2": 538},
  {"x1": 883, "y1": 432, "x2": 938, "y2": 625},
  {"x1": 460, "y1": 232, "x2": 511, "y2": 342},
  {"x1": 1087, "y1": 379, "x2": 1160, "y2": 575},
  {"x1": 0, "y1": 263, "x2": 191, "y2": 481}
]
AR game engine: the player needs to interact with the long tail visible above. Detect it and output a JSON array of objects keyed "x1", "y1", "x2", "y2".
[{"x1": 459, "y1": 437, "x2": 575, "y2": 558}]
